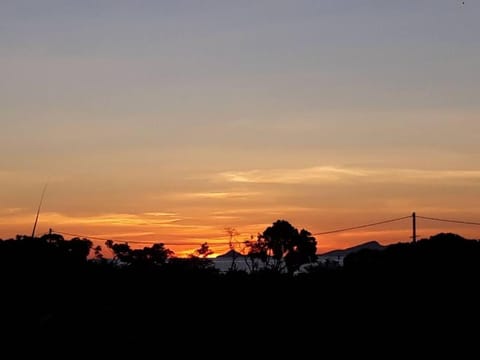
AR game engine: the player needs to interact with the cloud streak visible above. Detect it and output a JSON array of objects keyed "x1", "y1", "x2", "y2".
[
  {"x1": 180, "y1": 191, "x2": 260, "y2": 200},
  {"x1": 220, "y1": 166, "x2": 366, "y2": 184},
  {"x1": 220, "y1": 166, "x2": 480, "y2": 185},
  {"x1": 143, "y1": 212, "x2": 177, "y2": 217},
  {"x1": 0, "y1": 212, "x2": 184, "y2": 227}
]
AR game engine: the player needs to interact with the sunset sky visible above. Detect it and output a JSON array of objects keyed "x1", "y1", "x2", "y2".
[{"x1": 1, "y1": 1, "x2": 480, "y2": 256}]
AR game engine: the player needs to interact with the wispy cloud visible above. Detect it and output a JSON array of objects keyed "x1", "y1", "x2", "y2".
[
  {"x1": 219, "y1": 166, "x2": 480, "y2": 185},
  {"x1": 93, "y1": 231, "x2": 156, "y2": 238},
  {"x1": 381, "y1": 169, "x2": 480, "y2": 182},
  {"x1": 220, "y1": 166, "x2": 367, "y2": 184},
  {"x1": 181, "y1": 191, "x2": 260, "y2": 200},
  {"x1": 16, "y1": 212, "x2": 185, "y2": 227},
  {"x1": 210, "y1": 215, "x2": 241, "y2": 220},
  {"x1": 211, "y1": 206, "x2": 314, "y2": 216},
  {"x1": 0, "y1": 207, "x2": 25, "y2": 216},
  {"x1": 143, "y1": 212, "x2": 177, "y2": 217}
]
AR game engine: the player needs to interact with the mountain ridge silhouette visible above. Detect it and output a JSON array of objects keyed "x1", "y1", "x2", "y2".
[{"x1": 318, "y1": 240, "x2": 385, "y2": 258}]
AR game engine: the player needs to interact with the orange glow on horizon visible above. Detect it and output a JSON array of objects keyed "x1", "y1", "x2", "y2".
[{"x1": 2, "y1": 210, "x2": 480, "y2": 258}]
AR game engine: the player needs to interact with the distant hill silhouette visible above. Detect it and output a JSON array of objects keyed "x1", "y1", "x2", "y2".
[
  {"x1": 216, "y1": 241, "x2": 385, "y2": 260},
  {"x1": 215, "y1": 249, "x2": 245, "y2": 258},
  {"x1": 319, "y1": 240, "x2": 385, "y2": 258},
  {"x1": 317, "y1": 240, "x2": 385, "y2": 265}
]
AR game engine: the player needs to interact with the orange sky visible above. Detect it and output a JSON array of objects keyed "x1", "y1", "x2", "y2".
[
  {"x1": 1, "y1": 2, "x2": 480, "y2": 256},
  {"x1": 2, "y1": 202, "x2": 480, "y2": 258}
]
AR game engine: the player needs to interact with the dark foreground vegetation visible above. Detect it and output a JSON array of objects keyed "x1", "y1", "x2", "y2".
[{"x1": 1, "y1": 227, "x2": 479, "y2": 350}]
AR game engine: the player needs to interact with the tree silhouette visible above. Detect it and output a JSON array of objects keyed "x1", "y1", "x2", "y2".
[
  {"x1": 192, "y1": 242, "x2": 214, "y2": 258},
  {"x1": 256, "y1": 220, "x2": 317, "y2": 273},
  {"x1": 67, "y1": 237, "x2": 94, "y2": 262},
  {"x1": 93, "y1": 245, "x2": 103, "y2": 260},
  {"x1": 141, "y1": 243, "x2": 174, "y2": 266},
  {"x1": 225, "y1": 227, "x2": 240, "y2": 271},
  {"x1": 284, "y1": 228, "x2": 317, "y2": 273},
  {"x1": 164, "y1": 242, "x2": 215, "y2": 273},
  {"x1": 105, "y1": 240, "x2": 132, "y2": 264},
  {"x1": 105, "y1": 240, "x2": 173, "y2": 268},
  {"x1": 243, "y1": 234, "x2": 269, "y2": 272}
]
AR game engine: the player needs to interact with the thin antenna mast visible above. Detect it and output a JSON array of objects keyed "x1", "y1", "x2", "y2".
[{"x1": 31, "y1": 183, "x2": 48, "y2": 238}]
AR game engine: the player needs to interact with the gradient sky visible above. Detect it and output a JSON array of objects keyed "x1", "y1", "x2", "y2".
[{"x1": 1, "y1": 1, "x2": 480, "y2": 256}]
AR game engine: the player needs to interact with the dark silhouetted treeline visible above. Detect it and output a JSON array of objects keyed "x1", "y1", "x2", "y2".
[{"x1": 1, "y1": 229, "x2": 480, "y2": 349}]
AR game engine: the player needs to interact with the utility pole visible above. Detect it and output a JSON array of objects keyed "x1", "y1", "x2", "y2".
[{"x1": 412, "y1": 212, "x2": 416, "y2": 243}]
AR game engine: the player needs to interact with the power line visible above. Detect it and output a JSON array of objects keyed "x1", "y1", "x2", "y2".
[
  {"x1": 55, "y1": 215, "x2": 413, "y2": 245},
  {"x1": 416, "y1": 215, "x2": 480, "y2": 226},
  {"x1": 53, "y1": 230, "x2": 153, "y2": 244},
  {"x1": 50, "y1": 213, "x2": 480, "y2": 246},
  {"x1": 313, "y1": 215, "x2": 411, "y2": 235}
]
